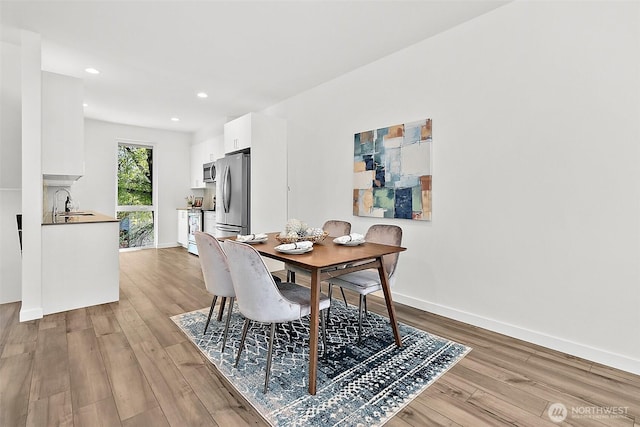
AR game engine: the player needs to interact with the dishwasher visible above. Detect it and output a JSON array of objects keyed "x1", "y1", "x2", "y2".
[{"x1": 203, "y1": 210, "x2": 216, "y2": 234}]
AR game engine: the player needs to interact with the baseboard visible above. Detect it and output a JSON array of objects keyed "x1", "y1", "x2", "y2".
[
  {"x1": 157, "y1": 242, "x2": 181, "y2": 249},
  {"x1": 19, "y1": 306, "x2": 43, "y2": 322},
  {"x1": 393, "y1": 292, "x2": 640, "y2": 376}
]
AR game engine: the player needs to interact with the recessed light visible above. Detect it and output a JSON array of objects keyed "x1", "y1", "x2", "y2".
[
  {"x1": 82, "y1": 103, "x2": 88, "y2": 107},
  {"x1": 197, "y1": 92, "x2": 208, "y2": 98},
  {"x1": 85, "y1": 68, "x2": 100, "y2": 74},
  {"x1": 171, "y1": 117, "x2": 180, "y2": 122}
]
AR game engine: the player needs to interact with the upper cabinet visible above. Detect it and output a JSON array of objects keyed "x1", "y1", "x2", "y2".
[
  {"x1": 224, "y1": 114, "x2": 252, "y2": 154},
  {"x1": 42, "y1": 71, "x2": 84, "y2": 184},
  {"x1": 190, "y1": 142, "x2": 206, "y2": 189},
  {"x1": 206, "y1": 134, "x2": 224, "y2": 163},
  {"x1": 191, "y1": 134, "x2": 224, "y2": 189}
]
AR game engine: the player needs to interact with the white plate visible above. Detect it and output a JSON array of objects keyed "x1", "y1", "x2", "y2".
[
  {"x1": 333, "y1": 238, "x2": 366, "y2": 246},
  {"x1": 244, "y1": 237, "x2": 268, "y2": 244},
  {"x1": 275, "y1": 246, "x2": 314, "y2": 255}
]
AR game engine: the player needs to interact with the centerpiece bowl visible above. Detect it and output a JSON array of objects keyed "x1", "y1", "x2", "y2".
[{"x1": 275, "y1": 231, "x2": 328, "y2": 244}]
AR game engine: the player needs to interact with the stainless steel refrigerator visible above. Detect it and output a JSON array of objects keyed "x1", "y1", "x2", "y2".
[{"x1": 215, "y1": 151, "x2": 250, "y2": 238}]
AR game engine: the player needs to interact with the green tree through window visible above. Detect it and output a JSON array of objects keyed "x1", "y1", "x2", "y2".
[
  {"x1": 118, "y1": 145, "x2": 152, "y2": 205},
  {"x1": 117, "y1": 144, "x2": 154, "y2": 248}
]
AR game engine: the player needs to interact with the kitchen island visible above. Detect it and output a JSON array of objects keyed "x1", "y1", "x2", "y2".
[{"x1": 41, "y1": 210, "x2": 119, "y2": 315}]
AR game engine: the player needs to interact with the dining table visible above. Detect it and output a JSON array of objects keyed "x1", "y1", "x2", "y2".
[{"x1": 232, "y1": 232, "x2": 406, "y2": 395}]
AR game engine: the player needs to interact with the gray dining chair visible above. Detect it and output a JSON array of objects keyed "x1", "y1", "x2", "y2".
[
  {"x1": 223, "y1": 239, "x2": 331, "y2": 393},
  {"x1": 327, "y1": 224, "x2": 403, "y2": 343},
  {"x1": 194, "y1": 231, "x2": 236, "y2": 352},
  {"x1": 286, "y1": 219, "x2": 351, "y2": 283},
  {"x1": 16, "y1": 214, "x2": 22, "y2": 253}
]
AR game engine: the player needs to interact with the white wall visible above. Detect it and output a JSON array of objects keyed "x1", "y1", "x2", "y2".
[
  {"x1": 0, "y1": 41, "x2": 22, "y2": 303},
  {"x1": 20, "y1": 31, "x2": 43, "y2": 321},
  {"x1": 74, "y1": 119, "x2": 192, "y2": 248},
  {"x1": 266, "y1": 1, "x2": 640, "y2": 373}
]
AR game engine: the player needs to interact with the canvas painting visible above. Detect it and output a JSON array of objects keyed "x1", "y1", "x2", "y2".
[{"x1": 353, "y1": 119, "x2": 432, "y2": 220}]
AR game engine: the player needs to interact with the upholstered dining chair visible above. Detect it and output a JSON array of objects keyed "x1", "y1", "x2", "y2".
[
  {"x1": 194, "y1": 231, "x2": 236, "y2": 352},
  {"x1": 223, "y1": 239, "x2": 331, "y2": 393},
  {"x1": 286, "y1": 219, "x2": 351, "y2": 282},
  {"x1": 327, "y1": 224, "x2": 403, "y2": 343}
]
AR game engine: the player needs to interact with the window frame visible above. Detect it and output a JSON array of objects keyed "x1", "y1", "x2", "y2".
[{"x1": 116, "y1": 140, "x2": 158, "y2": 250}]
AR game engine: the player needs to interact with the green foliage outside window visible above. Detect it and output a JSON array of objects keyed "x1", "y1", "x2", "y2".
[
  {"x1": 118, "y1": 145, "x2": 152, "y2": 205},
  {"x1": 118, "y1": 211, "x2": 154, "y2": 248},
  {"x1": 118, "y1": 144, "x2": 154, "y2": 248}
]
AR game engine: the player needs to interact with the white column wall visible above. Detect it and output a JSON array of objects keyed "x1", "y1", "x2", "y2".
[
  {"x1": 266, "y1": 1, "x2": 640, "y2": 373},
  {"x1": 0, "y1": 41, "x2": 22, "y2": 303},
  {"x1": 20, "y1": 31, "x2": 43, "y2": 321}
]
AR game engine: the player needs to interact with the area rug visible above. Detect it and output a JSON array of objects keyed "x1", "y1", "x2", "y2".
[{"x1": 171, "y1": 301, "x2": 471, "y2": 426}]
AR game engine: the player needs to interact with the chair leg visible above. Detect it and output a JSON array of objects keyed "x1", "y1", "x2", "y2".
[
  {"x1": 221, "y1": 297, "x2": 234, "y2": 352},
  {"x1": 288, "y1": 321, "x2": 293, "y2": 342},
  {"x1": 277, "y1": 322, "x2": 293, "y2": 342},
  {"x1": 363, "y1": 295, "x2": 368, "y2": 318},
  {"x1": 217, "y1": 297, "x2": 227, "y2": 321},
  {"x1": 234, "y1": 318, "x2": 251, "y2": 368},
  {"x1": 321, "y1": 309, "x2": 328, "y2": 359},
  {"x1": 340, "y1": 288, "x2": 348, "y2": 307},
  {"x1": 290, "y1": 271, "x2": 296, "y2": 283},
  {"x1": 203, "y1": 295, "x2": 218, "y2": 335},
  {"x1": 327, "y1": 284, "x2": 333, "y2": 321},
  {"x1": 358, "y1": 294, "x2": 364, "y2": 344},
  {"x1": 264, "y1": 323, "x2": 277, "y2": 393}
]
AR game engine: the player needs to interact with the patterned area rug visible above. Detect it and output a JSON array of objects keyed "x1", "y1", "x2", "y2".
[{"x1": 171, "y1": 301, "x2": 470, "y2": 426}]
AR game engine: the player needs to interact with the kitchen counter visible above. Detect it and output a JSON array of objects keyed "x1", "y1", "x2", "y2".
[
  {"x1": 42, "y1": 210, "x2": 119, "y2": 225},
  {"x1": 41, "y1": 211, "x2": 119, "y2": 315}
]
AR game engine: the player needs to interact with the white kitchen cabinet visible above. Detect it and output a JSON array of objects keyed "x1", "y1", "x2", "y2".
[
  {"x1": 177, "y1": 209, "x2": 188, "y2": 247},
  {"x1": 205, "y1": 134, "x2": 225, "y2": 164},
  {"x1": 203, "y1": 211, "x2": 216, "y2": 234},
  {"x1": 224, "y1": 113, "x2": 252, "y2": 154},
  {"x1": 41, "y1": 220, "x2": 119, "y2": 315},
  {"x1": 190, "y1": 142, "x2": 206, "y2": 189},
  {"x1": 42, "y1": 71, "x2": 84, "y2": 183},
  {"x1": 190, "y1": 136, "x2": 222, "y2": 189}
]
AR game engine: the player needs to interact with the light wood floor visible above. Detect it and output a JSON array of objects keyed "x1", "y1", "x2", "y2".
[{"x1": 1, "y1": 247, "x2": 638, "y2": 426}]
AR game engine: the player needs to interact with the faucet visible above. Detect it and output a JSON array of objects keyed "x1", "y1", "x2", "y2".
[{"x1": 52, "y1": 188, "x2": 72, "y2": 218}]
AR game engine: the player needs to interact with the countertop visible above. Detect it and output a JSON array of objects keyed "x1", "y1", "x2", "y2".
[
  {"x1": 177, "y1": 207, "x2": 215, "y2": 211},
  {"x1": 42, "y1": 210, "x2": 119, "y2": 225}
]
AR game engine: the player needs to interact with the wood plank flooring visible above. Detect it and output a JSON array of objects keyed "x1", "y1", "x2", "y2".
[{"x1": 1, "y1": 247, "x2": 638, "y2": 426}]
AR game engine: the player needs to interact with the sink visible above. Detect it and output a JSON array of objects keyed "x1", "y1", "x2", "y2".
[{"x1": 57, "y1": 211, "x2": 95, "y2": 217}]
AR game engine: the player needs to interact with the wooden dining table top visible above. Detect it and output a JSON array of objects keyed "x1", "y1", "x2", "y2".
[{"x1": 247, "y1": 232, "x2": 406, "y2": 270}]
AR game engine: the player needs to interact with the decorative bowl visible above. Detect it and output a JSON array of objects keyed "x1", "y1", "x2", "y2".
[{"x1": 275, "y1": 231, "x2": 328, "y2": 244}]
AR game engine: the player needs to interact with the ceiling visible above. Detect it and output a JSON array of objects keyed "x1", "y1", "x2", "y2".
[{"x1": 1, "y1": 1, "x2": 509, "y2": 134}]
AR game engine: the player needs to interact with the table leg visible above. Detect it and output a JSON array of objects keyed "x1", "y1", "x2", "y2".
[
  {"x1": 378, "y1": 259, "x2": 402, "y2": 347},
  {"x1": 308, "y1": 268, "x2": 320, "y2": 395}
]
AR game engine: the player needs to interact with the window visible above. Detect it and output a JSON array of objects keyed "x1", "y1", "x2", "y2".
[{"x1": 117, "y1": 143, "x2": 155, "y2": 248}]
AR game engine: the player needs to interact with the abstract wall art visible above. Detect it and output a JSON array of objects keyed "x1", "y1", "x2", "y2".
[{"x1": 353, "y1": 118, "x2": 432, "y2": 221}]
